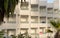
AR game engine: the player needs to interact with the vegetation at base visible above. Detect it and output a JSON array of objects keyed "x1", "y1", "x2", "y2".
[
  {"x1": 50, "y1": 20, "x2": 60, "y2": 38},
  {"x1": 0, "y1": 30, "x2": 4, "y2": 38},
  {"x1": 18, "y1": 31, "x2": 31, "y2": 38},
  {"x1": 47, "y1": 29, "x2": 53, "y2": 33}
]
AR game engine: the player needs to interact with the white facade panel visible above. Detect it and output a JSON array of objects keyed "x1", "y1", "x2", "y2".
[{"x1": 31, "y1": 0, "x2": 38, "y2": 4}]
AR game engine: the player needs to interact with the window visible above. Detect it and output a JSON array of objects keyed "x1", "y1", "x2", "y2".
[
  {"x1": 40, "y1": 17, "x2": 46, "y2": 23},
  {"x1": 7, "y1": 13, "x2": 16, "y2": 23},
  {"x1": 31, "y1": 16, "x2": 38, "y2": 23},
  {"x1": 40, "y1": 27, "x2": 45, "y2": 34},
  {"x1": 31, "y1": 4, "x2": 38, "y2": 11},
  {"x1": 7, "y1": 29, "x2": 16, "y2": 36},
  {"x1": 20, "y1": 15, "x2": 28, "y2": 23},
  {"x1": 20, "y1": 28, "x2": 28, "y2": 34},
  {"x1": 31, "y1": 28, "x2": 37, "y2": 34},
  {"x1": 31, "y1": 28, "x2": 39, "y2": 38},
  {"x1": 20, "y1": 0, "x2": 29, "y2": 10},
  {"x1": 47, "y1": 8, "x2": 53, "y2": 14},
  {"x1": 54, "y1": 9, "x2": 58, "y2": 14},
  {"x1": 48, "y1": 17, "x2": 53, "y2": 23},
  {"x1": 54, "y1": 18, "x2": 58, "y2": 21},
  {"x1": 40, "y1": 6, "x2": 46, "y2": 13}
]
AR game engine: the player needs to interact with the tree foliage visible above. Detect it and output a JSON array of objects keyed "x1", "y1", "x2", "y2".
[
  {"x1": 50, "y1": 20, "x2": 60, "y2": 30},
  {"x1": 50, "y1": 20, "x2": 60, "y2": 38},
  {"x1": 0, "y1": 30, "x2": 4, "y2": 38},
  {"x1": 0, "y1": 0, "x2": 4, "y2": 23},
  {"x1": 0, "y1": 0, "x2": 19, "y2": 24}
]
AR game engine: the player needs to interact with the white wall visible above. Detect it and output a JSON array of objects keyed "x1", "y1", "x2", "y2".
[{"x1": 59, "y1": 0, "x2": 60, "y2": 10}]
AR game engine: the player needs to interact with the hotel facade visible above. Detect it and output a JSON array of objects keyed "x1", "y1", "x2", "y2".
[{"x1": 0, "y1": 0, "x2": 60, "y2": 38}]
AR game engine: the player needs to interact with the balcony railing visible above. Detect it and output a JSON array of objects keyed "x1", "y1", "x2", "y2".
[
  {"x1": 20, "y1": 21, "x2": 29, "y2": 23},
  {"x1": 31, "y1": 8, "x2": 38, "y2": 11},
  {"x1": 21, "y1": 2, "x2": 29, "y2": 7},
  {"x1": 7, "y1": 21, "x2": 16, "y2": 23},
  {"x1": 47, "y1": 12, "x2": 53, "y2": 14},
  {"x1": 31, "y1": 22, "x2": 38, "y2": 23},
  {"x1": 20, "y1": 2, "x2": 29, "y2": 10},
  {"x1": 40, "y1": 21, "x2": 46, "y2": 23}
]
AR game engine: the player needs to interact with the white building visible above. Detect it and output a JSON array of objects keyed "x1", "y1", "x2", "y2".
[{"x1": 0, "y1": 0, "x2": 59, "y2": 38}]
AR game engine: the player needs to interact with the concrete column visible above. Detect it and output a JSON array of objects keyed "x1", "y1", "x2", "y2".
[
  {"x1": 28, "y1": 28, "x2": 31, "y2": 36},
  {"x1": 16, "y1": 28, "x2": 20, "y2": 38},
  {"x1": 4, "y1": 29, "x2": 8, "y2": 38},
  {"x1": 28, "y1": 0, "x2": 31, "y2": 36},
  {"x1": 28, "y1": 15, "x2": 31, "y2": 36},
  {"x1": 37, "y1": 28, "x2": 40, "y2": 38}
]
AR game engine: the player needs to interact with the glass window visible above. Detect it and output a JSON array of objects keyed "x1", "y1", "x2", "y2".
[
  {"x1": 7, "y1": 13, "x2": 16, "y2": 23},
  {"x1": 40, "y1": 27, "x2": 45, "y2": 34},
  {"x1": 31, "y1": 16, "x2": 38, "y2": 23},
  {"x1": 54, "y1": 9, "x2": 58, "y2": 14},
  {"x1": 40, "y1": 6, "x2": 46, "y2": 13},
  {"x1": 31, "y1": 4, "x2": 38, "y2": 11},
  {"x1": 31, "y1": 28, "x2": 37, "y2": 34},
  {"x1": 40, "y1": 17, "x2": 46, "y2": 23},
  {"x1": 20, "y1": 0, "x2": 29, "y2": 10},
  {"x1": 20, "y1": 15, "x2": 28, "y2": 23},
  {"x1": 7, "y1": 29, "x2": 16, "y2": 36},
  {"x1": 48, "y1": 17, "x2": 53, "y2": 23},
  {"x1": 47, "y1": 8, "x2": 53, "y2": 14},
  {"x1": 20, "y1": 28, "x2": 28, "y2": 34},
  {"x1": 31, "y1": 28, "x2": 39, "y2": 38}
]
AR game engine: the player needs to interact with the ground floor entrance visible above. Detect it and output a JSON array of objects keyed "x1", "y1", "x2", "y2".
[
  {"x1": 2, "y1": 29, "x2": 40, "y2": 38},
  {"x1": 0, "y1": 27, "x2": 54, "y2": 38}
]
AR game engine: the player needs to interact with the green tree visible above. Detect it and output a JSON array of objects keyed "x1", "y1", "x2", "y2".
[
  {"x1": 18, "y1": 31, "x2": 31, "y2": 38},
  {"x1": 0, "y1": 30, "x2": 4, "y2": 38},
  {"x1": 50, "y1": 20, "x2": 60, "y2": 38},
  {"x1": 0, "y1": 0, "x2": 18, "y2": 24}
]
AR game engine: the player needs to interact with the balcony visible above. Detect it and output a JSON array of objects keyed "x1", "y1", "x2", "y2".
[
  {"x1": 39, "y1": 6, "x2": 46, "y2": 16},
  {"x1": 20, "y1": 28, "x2": 28, "y2": 34},
  {"x1": 47, "y1": 12, "x2": 53, "y2": 14},
  {"x1": 39, "y1": 27, "x2": 46, "y2": 34},
  {"x1": 21, "y1": 2, "x2": 29, "y2": 6},
  {"x1": 47, "y1": 17, "x2": 53, "y2": 23},
  {"x1": 7, "y1": 14, "x2": 16, "y2": 23},
  {"x1": 20, "y1": 15, "x2": 29, "y2": 23},
  {"x1": 31, "y1": 16, "x2": 38, "y2": 23},
  {"x1": 7, "y1": 18, "x2": 16, "y2": 23},
  {"x1": 40, "y1": 6, "x2": 46, "y2": 16},
  {"x1": 7, "y1": 29, "x2": 16, "y2": 36},
  {"x1": 20, "y1": 2, "x2": 29, "y2": 10},
  {"x1": 47, "y1": 8, "x2": 53, "y2": 14},
  {"x1": 31, "y1": 4, "x2": 38, "y2": 12},
  {"x1": 31, "y1": 4, "x2": 39, "y2": 16},
  {"x1": 40, "y1": 17, "x2": 46, "y2": 23}
]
